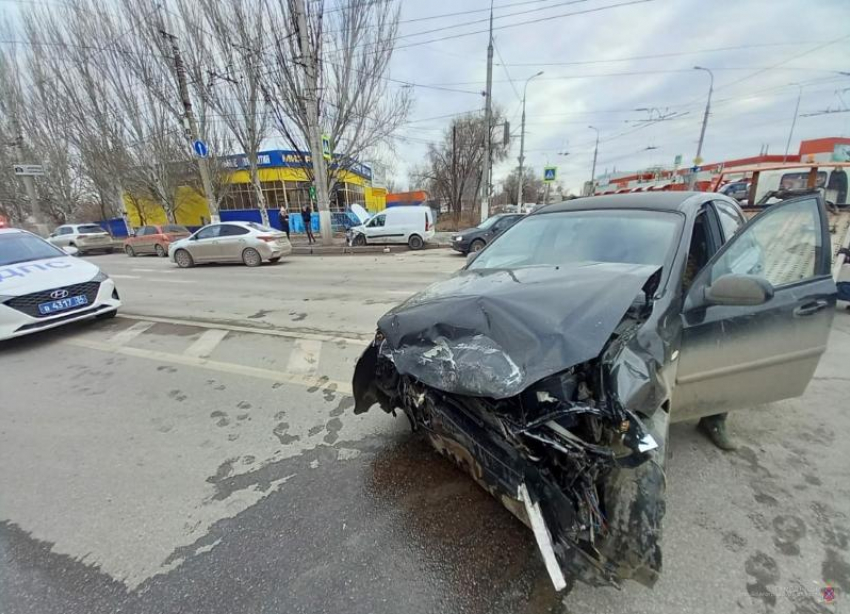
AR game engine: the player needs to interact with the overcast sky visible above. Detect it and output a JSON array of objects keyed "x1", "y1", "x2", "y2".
[{"x1": 383, "y1": 0, "x2": 850, "y2": 193}]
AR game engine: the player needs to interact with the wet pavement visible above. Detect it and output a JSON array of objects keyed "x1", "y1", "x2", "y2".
[{"x1": 1, "y1": 251, "x2": 849, "y2": 614}]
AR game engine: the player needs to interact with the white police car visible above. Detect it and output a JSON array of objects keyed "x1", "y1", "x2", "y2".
[{"x1": 0, "y1": 228, "x2": 121, "y2": 341}]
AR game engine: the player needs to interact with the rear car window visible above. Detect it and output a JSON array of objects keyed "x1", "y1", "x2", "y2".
[
  {"x1": 77, "y1": 225, "x2": 106, "y2": 234},
  {"x1": 163, "y1": 225, "x2": 188, "y2": 233},
  {"x1": 219, "y1": 225, "x2": 250, "y2": 236},
  {"x1": 243, "y1": 222, "x2": 274, "y2": 232}
]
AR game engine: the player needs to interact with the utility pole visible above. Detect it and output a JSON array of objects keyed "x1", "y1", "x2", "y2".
[
  {"x1": 294, "y1": 0, "x2": 332, "y2": 245},
  {"x1": 452, "y1": 123, "x2": 458, "y2": 214},
  {"x1": 689, "y1": 66, "x2": 714, "y2": 190},
  {"x1": 784, "y1": 84, "x2": 803, "y2": 163},
  {"x1": 588, "y1": 125, "x2": 599, "y2": 196},
  {"x1": 159, "y1": 8, "x2": 219, "y2": 223},
  {"x1": 517, "y1": 71, "x2": 543, "y2": 209},
  {"x1": 479, "y1": 1, "x2": 494, "y2": 223},
  {"x1": 10, "y1": 114, "x2": 47, "y2": 235}
]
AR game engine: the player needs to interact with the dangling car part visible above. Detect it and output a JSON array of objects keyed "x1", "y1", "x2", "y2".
[{"x1": 353, "y1": 193, "x2": 836, "y2": 590}]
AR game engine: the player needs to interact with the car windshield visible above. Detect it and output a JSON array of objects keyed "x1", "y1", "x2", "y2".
[
  {"x1": 77, "y1": 224, "x2": 106, "y2": 234},
  {"x1": 0, "y1": 233, "x2": 66, "y2": 266},
  {"x1": 468, "y1": 209, "x2": 682, "y2": 271}
]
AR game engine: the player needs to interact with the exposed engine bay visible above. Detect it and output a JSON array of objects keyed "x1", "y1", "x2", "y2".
[{"x1": 353, "y1": 262, "x2": 669, "y2": 590}]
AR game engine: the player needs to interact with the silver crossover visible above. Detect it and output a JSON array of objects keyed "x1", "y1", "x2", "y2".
[{"x1": 168, "y1": 221, "x2": 292, "y2": 268}]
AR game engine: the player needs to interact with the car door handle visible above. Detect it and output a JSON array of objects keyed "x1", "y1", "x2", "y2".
[{"x1": 794, "y1": 300, "x2": 828, "y2": 317}]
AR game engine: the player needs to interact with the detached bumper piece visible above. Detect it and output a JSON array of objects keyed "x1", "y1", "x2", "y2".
[{"x1": 354, "y1": 342, "x2": 665, "y2": 590}]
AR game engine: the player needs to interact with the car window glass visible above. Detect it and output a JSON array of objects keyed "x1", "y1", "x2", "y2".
[
  {"x1": 57, "y1": 227, "x2": 72, "y2": 235},
  {"x1": 219, "y1": 225, "x2": 250, "y2": 237},
  {"x1": 709, "y1": 197, "x2": 822, "y2": 287},
  {"x1": 469, "y1": 210, "x2": 681, "y2": 270},
  {"x1": 195, "y1": 225, "x2": 220, "y2": 240},
  {"x1": 369, "y1": 215, "x2": 386, "y2": 228},
  {"x1": 77, "y1": 224, "x2": 105, "y2": 234},
  {"x1": 0, "y1": 233, "x2": 65, "y2": 265},
  {"x1": 163, "y1": 225, "x2": 187, "y2": 233},
  {"x1": 713, "y1": 201, "x2": 745, "y2": 242},
  {"x1": 682, "y1": 212, "x2": 713, "y2": 292},
  {"x1": 243, "y1": 222, "x2": 273, "y2": 232}
]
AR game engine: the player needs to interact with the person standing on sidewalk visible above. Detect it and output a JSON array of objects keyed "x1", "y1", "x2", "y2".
[
  {"x1": 301, "y1": 204, "x2": 315, "y2": 244},
  {"x1": 279, "y1": 209, "x2": 290, "y2": 241}
]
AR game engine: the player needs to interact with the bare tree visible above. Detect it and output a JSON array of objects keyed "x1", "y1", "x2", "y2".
[
  {"x1": 261, "y1": 0, "x2": 412, "y2": 199},
  {"x1": 0, "y1": 43, "x2": 28, "y2": 223},
  {"x1": 185, "y1": 0, "x2": 272, "y2": 224},
  {"x1": 415, "y1": 112, "x2": 508, "y2": 221}
]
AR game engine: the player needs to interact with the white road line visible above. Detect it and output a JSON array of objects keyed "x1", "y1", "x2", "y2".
[
  {"x1": 62, "y1": 337, "x2": 352, "y2": 395},
  {"x1": 116, "y1": 313, "x2": 370, "y2": 344},
  {"x1": 110, "y1": 274, "x2": 140, "y2": 279},
  {"x1": 105, "y1": 320, "x2": 155, "y2": 347},
  {"x1": 183, "y1": 328, "x2": 229, "y2": 358},
  {"x1": 131, "y1": 268, "x2": 160, "y2": 273},
  {"x1": 286, "y1": 339, "x2": 322, "y2": 375}
]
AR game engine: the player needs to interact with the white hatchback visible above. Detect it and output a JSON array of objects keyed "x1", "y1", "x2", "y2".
[
  {"x1": 48, "y1": 223, "x2": 116, "y2": 255},
  {"x1": 0, "y1": 229, "x2": 121, "y2": 341}
]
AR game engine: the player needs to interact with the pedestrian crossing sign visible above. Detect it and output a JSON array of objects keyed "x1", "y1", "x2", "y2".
[{"x1": 544, "y1": 166, "x2": 557, "y2": 182}]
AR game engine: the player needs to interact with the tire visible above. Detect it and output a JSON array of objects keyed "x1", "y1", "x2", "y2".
[
  {"x1": 96, "y1": 309, "x2": 118, "y2": 320},
  {"x1": 125, "y1": 245, "x2": 136, "y2": 257},
  {"x1": 408, "y1": 234, "x2": 424, "y2": 250},
  {"x1": 353, "y1": 233, "x2": 367, "y2": 246},
  {"x1": 155, "y1": 243, "x2": 167, "y2": 258},
  {"x1": 174, "y1": 249, "x2": 195, "y2": 268},
  {"x1": 469, "y1": 239, "x2": 486, "y2": 253},
  {"x1": 242, "y1": 247, "x2": 263, "y2": 267}
]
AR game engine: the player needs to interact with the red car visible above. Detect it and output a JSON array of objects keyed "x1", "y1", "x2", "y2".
[{"x1": 124, "y1": 224, "x2": 191, "y2": 257}]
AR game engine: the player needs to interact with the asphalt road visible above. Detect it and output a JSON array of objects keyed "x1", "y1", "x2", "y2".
[{"x1": 1, "y1": 250, "x2": 849, "y2": 614}]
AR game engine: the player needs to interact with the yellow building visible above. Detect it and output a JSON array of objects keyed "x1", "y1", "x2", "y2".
[{"x1": 125, "y1": 149, "x2": 385, "y2": 228}]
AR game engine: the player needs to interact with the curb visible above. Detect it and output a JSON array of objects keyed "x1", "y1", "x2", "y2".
[{"x1": 290, "y1": 243, "x2": 452, "y2": 255}]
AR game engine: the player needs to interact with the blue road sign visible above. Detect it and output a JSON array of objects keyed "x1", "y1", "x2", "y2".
[
  {"x1": 543, "y1": 166, "x2": 557, "y2": 182},
  {"x1": 691, "y1": 165, "x2": 701, "y2": 173},
  {"x1": 193, "y1": 139, "x2": 209, "y2": 158}
]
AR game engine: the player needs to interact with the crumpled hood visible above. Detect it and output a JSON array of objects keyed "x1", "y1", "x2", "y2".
[
  {"x1": 0, "y1": 256, "x2": 99, "y2": 295},
  {"x1": 377, "y1": 262, "x2": 659, "y2": 398}
]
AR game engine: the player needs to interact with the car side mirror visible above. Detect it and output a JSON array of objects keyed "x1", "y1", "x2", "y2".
[
  {"x1": 704, "y1": 274, "x2": 774, "y2": 306},
  {"x1": 62, "y1": 245, "x2": 79, "y2": 256}
]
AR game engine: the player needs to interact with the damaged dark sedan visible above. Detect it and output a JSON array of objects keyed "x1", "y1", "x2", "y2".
[{"x1": 353, "y1": 192, "x2": 836, "y2": 590}]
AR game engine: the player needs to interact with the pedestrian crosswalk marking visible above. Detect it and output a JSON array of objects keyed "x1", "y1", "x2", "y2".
[
  {"x1": 106, "y1": 320, "x2": 155, "y2": 347},
  {"x1": 287, "y1": 339, "x2": 322, "y2": 375},
  {"x1": 183, "y1": 328, "x2": 230, "y2": 358}
]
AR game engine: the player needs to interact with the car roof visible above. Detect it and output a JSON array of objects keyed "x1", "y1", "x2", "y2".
[
  {"x1": 537, "y1": 192, "x2": 709, "y2": 214},
  {"x1": 0, "y1": 227, "x2": 28, "y2": 235}
]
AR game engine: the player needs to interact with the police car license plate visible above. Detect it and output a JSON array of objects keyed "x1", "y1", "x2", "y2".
[{"x1": 38, "y1": 295, "x2": 88, "y2": 315}]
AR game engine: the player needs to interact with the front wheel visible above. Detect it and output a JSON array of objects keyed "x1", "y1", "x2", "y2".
[
  {"x1": 155, "y1": 244, "x2": 167, "y2": 258},
  {"x1": 242, "y1": 247, "x2": 263, "y2": 267},
  {"x1": 353, "y1": 233, "x2": 367, "y2": 246},
  {"x1": 469, "y1": 239, "x2": 485, "y2": 253},
  {"x1": 174, "y1": 249, "x2": 195, "y2": 268},
  {"x1": 269, "y1": 256, "x2": 281, "y2": 264},
  {"x1": 125, "y1": 245, "x2": 136, "y2": 257},
  {"x1": 408, "y1": 234, "x2": 424, "y2": 250}
]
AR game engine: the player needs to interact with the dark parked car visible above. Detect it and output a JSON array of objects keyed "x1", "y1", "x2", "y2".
[
  {"x1": 451, "y1": 213, "x2": 523, "y2": 254},
  {"x1": 353, "y1": 192, "x2": 835, "y2": 590},
  {"x1": 719, "y1": 181, "x2": 750, "y2": 202}
]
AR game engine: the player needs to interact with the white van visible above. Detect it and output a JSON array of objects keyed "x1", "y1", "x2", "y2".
[
  {"x1": 348, "y1": 206, "x2": 435, "y2": 250},
  {"x1": 754, "y1": 166, "x2": 848, "y2": 206}
]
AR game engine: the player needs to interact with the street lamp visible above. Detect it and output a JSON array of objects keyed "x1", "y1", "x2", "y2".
[
  {"x1": 517, "y1": 70, "x2": 544, "y2": 208},
  {"x1": 588, "y1": 125, "x2": 600, "y2": 195},
  {"x1": 690, "y1": 66, "x2": 714, "y2": 189}
]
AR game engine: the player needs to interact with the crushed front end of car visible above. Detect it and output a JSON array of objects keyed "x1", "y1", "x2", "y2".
[{"x1": 353, "y1": 262, "x2": 671, "y2": 590}]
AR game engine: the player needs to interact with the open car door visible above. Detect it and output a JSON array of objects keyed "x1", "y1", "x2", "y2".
[{"x1": 673, "y1": 194, "x2": 836, "y2": 421}]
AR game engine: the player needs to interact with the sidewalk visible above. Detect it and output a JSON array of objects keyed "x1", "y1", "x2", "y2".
[{"x1": 287, "y1": 233, "x2": 451, "y2": 255}]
